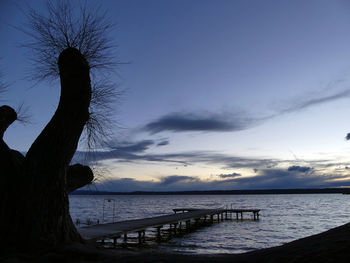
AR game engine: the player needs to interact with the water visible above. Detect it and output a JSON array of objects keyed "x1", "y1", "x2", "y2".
[{"x1": 69, "y1": 194, "x2": 350, "y2": 254}]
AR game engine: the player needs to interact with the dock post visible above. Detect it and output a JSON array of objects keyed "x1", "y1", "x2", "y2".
[
  {"x1": 186, "y1": 220, "x2": 191, "y2": 231},
  {"x1": 156, "y1": 226, "x2": 162, "y2": 241},
  {"x1": 138, "y1": 231, "x2": 142, "y2": 244},
  {"x1": 236, "y1": 212, "x2": 239, "y2": 220},
  {"x1": 210, "y1": 215, "x2": 214, "y2": 224},
  {"x1": 225, "y1": 211, "x2": 228, "y2": 220},
  {"x1": 113, "y1": 237, "x2": 117, "y2": 247},
  {"x1": 137, "y1": 230, "x2": 145, "y2": 244},
  {"x1": 240, "y1": 212, "x2": 243, "y2": 220},
  {"x1": 123, "y1": 233, "x2": 127, "y2": 243},
  {"x1": 173, "y1": 223, "x2": 178, "y2": 235},
  {"x1": 195, "y1": 218, "x2": 200, "y2": 227}
]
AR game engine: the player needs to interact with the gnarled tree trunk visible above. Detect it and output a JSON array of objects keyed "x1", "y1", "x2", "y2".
[{"x1": 0, "y1": 48, "x2": 93, "y2": 253}]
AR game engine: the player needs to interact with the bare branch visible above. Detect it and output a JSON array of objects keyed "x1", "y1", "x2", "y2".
[
  {"x1": 16, "y1": 102, "x2": 32, "y2": 124},
  {"x1": 20, "y1": 0, "x2": 117, "y2": 82},
  {"x1": 0, "y1": 64, "x2": 8, "y2": 99},
  {"x1": 0, "y1": 80, "x2": 7, "y2": 99},
  {"x1": 20, "y1": 0, "x2": 122, "y2": 150},
  {"x1": 82, "y1": 79, "x2": 123, "y2": 150}
]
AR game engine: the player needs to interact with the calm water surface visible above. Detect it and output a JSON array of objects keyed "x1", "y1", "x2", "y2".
[{"x1": 69, "y1": 194, "x2": 350, "y2": 254}]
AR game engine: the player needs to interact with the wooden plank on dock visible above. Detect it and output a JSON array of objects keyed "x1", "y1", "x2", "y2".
[
  {"x1": 173, "y1": 208, "x2": 260, "y2": 213},
  {"x1": 79, "y1": 208, "x2": 261, "y2": 243}
]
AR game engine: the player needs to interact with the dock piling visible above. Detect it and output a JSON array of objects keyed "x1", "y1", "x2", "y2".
[
  {"x1": 186, "y1": 220, "x2": 191, "y2": 231},
  {"x1": 156, "y1": 226, "x2": 162, "y2": 241}
]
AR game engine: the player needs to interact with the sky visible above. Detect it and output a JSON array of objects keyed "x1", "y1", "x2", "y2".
[{"x1": 2, "y1": 0, "x2": 350, "y2": 191}]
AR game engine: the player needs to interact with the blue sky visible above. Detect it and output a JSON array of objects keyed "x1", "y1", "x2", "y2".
[{"x1": 2, "y1": 0, "x2": 350, "y2": 191}]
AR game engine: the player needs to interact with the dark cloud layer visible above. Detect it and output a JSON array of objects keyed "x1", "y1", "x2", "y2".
[
  {"x1": 160, "y1": 175, "x2": 197, "y2": 186},
  {"x1": 74, "y1": 143, "x2": 341, "y2": 175},
  {"x1": 144, "y1": 112, "x2": 253, "y2": 134},
  {"x1": 73, "y1": 138, "x2": 350, "y2": 191},
  {"x1": 346, "y1": 133, "x2": 350, "y2": 141},
  {"x1": 73, "y1": 139, "x2": 188, "y2": 165},
  {"x1": 157, "y1": 140, "x2": 169, "y2": 146},
  {"x1": 74, "y1": 147, "x2": 280, "y2": 170},
  {"x1": 94, "y1": 167, "x2": 350, "y2": 192},
  {"x1": 219, "y1": 173, "x2": 241, "y2": 178},
  {"x1": 142, "y1": 89, "x2": 350, "y2": 134},
  {"x1": 287, "y1": 165, "x2": 312, "y2": 173},
  {"x1": 108, "y1": 140, "x2": 154, "y2": 153},
  {"x1": 279, "y1": 89, "x2": 350, "y2": 114}
]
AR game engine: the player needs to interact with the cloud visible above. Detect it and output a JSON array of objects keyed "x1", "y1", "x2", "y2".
[
  {"x1": 73, "y1": 149, "x2": 188, "y2": 166},
  {"x1": 144, "y1": 111, "x2": 254, "y2": 134},
  {"x1": 346, "y1": 133, "x2": 350, "y2": 141},
  {"x1": 157, "y1": 140, "x2": 169, "y2": 146},
  {"x1": 279, "y1": 89, "x2": 350, "y2": 115},
  {"x1": 160, "y1": 175, "x2": 197, "y2": 185},
  {"x1": 93, "y1": 168, "x2": 350, "y2": 192},
  {"x1": 106, "y1": 140, "x2": 155, "y2": 153},
  {"x1": 74, "y1": 143, "x2": 280, "y2": 168},
  {"x1": 219, "y1": 173, "x2": 241, "y2": 178},
  {"x1": 287, "y1": 165, "x2": 312, "y2": 173},
  {"x1": 73, "y1": 139, "x2": 349, "y2": 189},
  {"x1": 142, "y1": 88, "x2": 350, "y2": 135},
  {"x1": 230, "y1": 168, "x2": 350, "y2": 189},
  {"x1": 73, "y1": 139, "x2": 187, "y2": 165}
]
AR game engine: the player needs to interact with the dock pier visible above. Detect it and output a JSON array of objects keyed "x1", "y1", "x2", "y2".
[
  {"x1": 78, "y1": 208, "x2": 260, "y2": 247},
  {"x1": 173, "y1": 208, "x2": 260, "y2": 220}
]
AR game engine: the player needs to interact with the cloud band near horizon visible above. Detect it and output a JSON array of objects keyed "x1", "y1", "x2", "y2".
[
  {"x1": 91, "y1": 166, "x2": 350, "y2": 192},
  {"x1": 142, "y1": 88, "x2": 350, "y2": 134}
]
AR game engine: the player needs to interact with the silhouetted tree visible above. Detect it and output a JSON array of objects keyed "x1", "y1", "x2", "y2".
[{"x1": 0, "y1": 1, "x2": 118, "y2": 253}]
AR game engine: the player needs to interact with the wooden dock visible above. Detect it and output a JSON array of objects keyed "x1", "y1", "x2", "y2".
[
  {"x1": 173, "y1": 208, "x2": 260, "y2": 220},
  {"x1": 78, "y1": 208, "x2": 260, "y2": 246}
]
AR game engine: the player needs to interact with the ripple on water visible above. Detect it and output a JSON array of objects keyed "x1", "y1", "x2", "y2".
[{"x1": 69, "y1": 194, "x2": 350, "y2": 254}]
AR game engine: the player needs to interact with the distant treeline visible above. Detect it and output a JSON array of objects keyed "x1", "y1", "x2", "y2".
[{"x1": 71, "y1": 188, "x2": 350, "y2": 195}]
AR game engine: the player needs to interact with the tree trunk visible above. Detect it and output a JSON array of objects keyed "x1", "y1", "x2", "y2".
[{"x1": 0, "y1": 48, "x2": 92, "y2": 253}]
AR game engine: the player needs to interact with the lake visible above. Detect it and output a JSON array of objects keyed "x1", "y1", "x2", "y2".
[{"x1": 69, "y1": 194, "x2": 350, "y2": 254}]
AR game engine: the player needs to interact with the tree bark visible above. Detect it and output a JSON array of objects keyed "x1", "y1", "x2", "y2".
[{"x1": 0, "y1": 48, "x2": 93, "y2": 253}]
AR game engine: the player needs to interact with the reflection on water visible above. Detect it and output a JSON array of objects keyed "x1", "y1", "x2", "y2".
[{"x1": 69, "y1": 194, "x2": 350, "y2": 254}]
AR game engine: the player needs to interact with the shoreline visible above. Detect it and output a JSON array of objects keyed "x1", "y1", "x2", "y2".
[
  {"x1": 72, "y1": 188, "x2": 350, "y2": 195},
  {"x1": 4, "y1": 221, "x2": 350, "y2": 262}
]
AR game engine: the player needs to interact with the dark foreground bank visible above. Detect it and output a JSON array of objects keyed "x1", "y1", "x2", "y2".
[{"x1": 2, "y1": 221, "x2": 350, "y2": 263}]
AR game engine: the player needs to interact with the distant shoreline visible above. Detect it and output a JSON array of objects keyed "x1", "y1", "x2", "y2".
[{"x1": 71, "y1": 188, "x2": 350, "y2": 195}]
